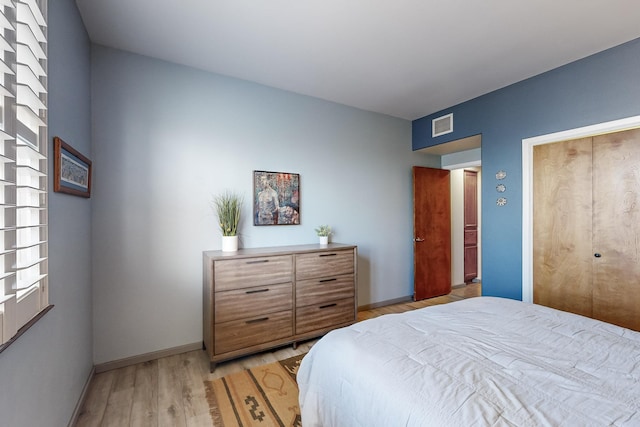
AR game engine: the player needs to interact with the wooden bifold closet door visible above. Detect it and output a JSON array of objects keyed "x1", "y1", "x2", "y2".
[{"x1": 533, "y1": 127, "x2": 640, "y2": 331}]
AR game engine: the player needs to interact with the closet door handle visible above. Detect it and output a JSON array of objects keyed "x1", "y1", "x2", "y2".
[{"x1": 594, "y1": 253, "x2": 602, "y2": 258}]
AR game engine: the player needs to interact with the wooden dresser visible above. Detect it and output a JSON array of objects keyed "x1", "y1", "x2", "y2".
[{"x1": 203, "y1": 243, "x2": 357, "y2": 371}]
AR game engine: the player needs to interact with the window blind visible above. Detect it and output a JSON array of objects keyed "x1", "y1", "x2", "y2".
[{"x1": 0, "y1": 0, "x2": 48, "y2": 347}]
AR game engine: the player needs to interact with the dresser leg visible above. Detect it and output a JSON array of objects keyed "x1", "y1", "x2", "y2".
[
  {"x1": 210, "y1": 362, "x2": 217, "y2": 373},
  {"x1": 292, "y1": 342, "x2": 298, "y2": 350}
]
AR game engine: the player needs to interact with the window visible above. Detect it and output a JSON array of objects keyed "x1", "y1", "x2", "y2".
[{"x1": 0, "y1": 0, "x2": 49, "y2": 350}]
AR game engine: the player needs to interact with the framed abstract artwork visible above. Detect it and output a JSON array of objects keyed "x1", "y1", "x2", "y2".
[
  {"x1": 53, "y1": 136, "x2": 92, "y2": 198},
  {"x1": 253, "y1": 170, "x2": 300, "y2": 225}
]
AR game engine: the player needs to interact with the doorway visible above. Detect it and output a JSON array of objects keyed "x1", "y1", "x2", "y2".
[
  {"x1": 415, "y1": 135, "x2": 482, "y2": 294},
  {"x1": 448, "y1": 167, "x2": 482, "y2": 287}
]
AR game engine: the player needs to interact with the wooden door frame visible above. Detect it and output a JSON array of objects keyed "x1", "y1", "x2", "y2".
[{"x1": 521, "y1": 114, "x2": 640, "y2": 302}]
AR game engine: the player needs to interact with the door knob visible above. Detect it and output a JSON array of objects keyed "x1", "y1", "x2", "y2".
[
  {"x1": 594, "y1": 253, "x2": 602, "y2": 258},
  {"x1": 414, "y1": 237, "x2": 425, "y2": 242}
]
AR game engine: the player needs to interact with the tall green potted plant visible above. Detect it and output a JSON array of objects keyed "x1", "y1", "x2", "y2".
[{"x1": 213, "y1": 191, "x2": 243, "y2": 252}]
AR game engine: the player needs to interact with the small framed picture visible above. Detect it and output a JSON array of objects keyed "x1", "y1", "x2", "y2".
[
  {"x1": 53, "y1": 136, "x2": 92, "y2": 198},
  {"x1": 253, "y1": 170, "x2": 300, "y2": 225}
]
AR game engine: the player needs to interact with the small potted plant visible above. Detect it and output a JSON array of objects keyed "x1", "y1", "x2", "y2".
[
  {"x1": 213, "y1": 191, "x2": 243, "y2": 252},
  {"x1": 315, "y1": 225, "x2": 332, "y2": 245}
]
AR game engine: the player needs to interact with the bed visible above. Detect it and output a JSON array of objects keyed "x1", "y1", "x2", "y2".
[{"x1": 297, "y1": 297, "x2": 640, "y2": 426}]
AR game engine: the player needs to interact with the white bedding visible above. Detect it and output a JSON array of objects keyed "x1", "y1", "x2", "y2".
[{"x1": 298, "y1": 297, "x2": 640, "y2": 426}]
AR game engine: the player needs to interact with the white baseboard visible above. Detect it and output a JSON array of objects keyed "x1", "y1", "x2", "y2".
[{"x1": 94, "y1": 341, "x2": 203, "y2": 373}]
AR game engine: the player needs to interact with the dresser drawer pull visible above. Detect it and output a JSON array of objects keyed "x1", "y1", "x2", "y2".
[
  {"x1": 319, "y1": 253, "x2": 337, "y2": 257},
  {"x1": 319, "y1": 278, "x2": 337, "y2": 283},
  {"x1": 319, "y1": 303, "x2": 337, "y2": 309},
  {"x1": 245, "y1": 288, "x2": 269, "y2": 294},
  {"x1": 246, "y1": 317, "x2": 269, "y2": 324},
  {"x1": 246, "y1": 259, "x2": 269, "y2": 264}
]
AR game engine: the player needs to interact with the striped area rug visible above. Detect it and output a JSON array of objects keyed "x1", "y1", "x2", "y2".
[{"x1": 205, "y1": 354, "x2": 306, "y2": 427}]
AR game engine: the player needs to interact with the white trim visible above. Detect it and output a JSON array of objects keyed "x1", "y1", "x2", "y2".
[
  {"x1": 1, "y1": 294, "x2": 16, "y2": 344},
  {"x1": 442, "y1": 160, "x2": 481, "y2": 170},
  {"x1": 15, "y1": 283, "x2": 40, "y2": 329},
  {"x1": 522, "y1": 115, "x2": 640, "y2": 302}
]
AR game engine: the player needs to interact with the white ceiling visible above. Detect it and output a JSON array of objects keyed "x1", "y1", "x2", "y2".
[{"x1": 75, "y1": 0, "x2": 640, "y2": 121}]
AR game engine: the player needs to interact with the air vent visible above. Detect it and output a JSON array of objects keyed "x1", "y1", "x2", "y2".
[{"x1": 432, "y1": 113, "x2": 453, "y2": 137}]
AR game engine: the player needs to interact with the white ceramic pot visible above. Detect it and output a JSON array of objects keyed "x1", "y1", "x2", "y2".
[
  {"x1": 222, "y1": 235, "x2": 238, "y2": 252},
  {"x1": 319, "y1": 236, "x2": 329, "y2": 245}
]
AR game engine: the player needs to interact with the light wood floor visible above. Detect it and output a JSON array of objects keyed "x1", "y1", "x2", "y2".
[{"x1": 74, "y1": 283, "x2": 480, "y2": 427}]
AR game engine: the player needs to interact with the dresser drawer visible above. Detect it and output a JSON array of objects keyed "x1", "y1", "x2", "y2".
[
  {"x1": 296, "y1": 274, "x2": 355, "y2": 308},
  {"x1": 296, "y1": 250, "x2": 354, "y2": 280},
  {"x1": 214, "y1": 255, "x2": 293, "y2": 291},
  {"x1": 215, "y1": 282, "x2": 293, "y2": 323},
  {"x1": 295, "y1": 297, "x2": 355, "y2": 335},
  {"x1": 215, "y1": 311, "x2": 293, "y2": 355}
]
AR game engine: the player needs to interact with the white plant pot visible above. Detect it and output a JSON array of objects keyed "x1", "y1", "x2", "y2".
[
  {"x1": 222, "y1": 235, "x2": 238, "y2": 252},
  {"x1": 319, "y1": 236, "x2": 329, "y2": 245}
]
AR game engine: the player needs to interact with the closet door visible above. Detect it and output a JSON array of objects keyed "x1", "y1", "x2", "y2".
[
  {"x1": 533, "y1": 137, "x2": 593, "y2": 317},
  {"x1": 592, "y1": 128, "x2": 640, "y2": 331},
  {"x1": 463, "y1": 170, "x2": 478, "y2": 283}
]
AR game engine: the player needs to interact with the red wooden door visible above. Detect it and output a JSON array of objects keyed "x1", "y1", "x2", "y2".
[{"x1": 413, "y1": 166, "x2": 451, "y2": 300}]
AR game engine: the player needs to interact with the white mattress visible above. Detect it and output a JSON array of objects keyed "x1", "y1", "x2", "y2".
[{"x1": 298, "y1": 297, "x2": 640, "y2": 426}]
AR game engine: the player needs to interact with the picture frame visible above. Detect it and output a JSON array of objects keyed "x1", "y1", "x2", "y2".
[
  {"x1": 253, "y1": 170, "x2": 300, "y2": 225},
  {"x1": 53, "y1": 136, "x2": 92, "y2": 198}
]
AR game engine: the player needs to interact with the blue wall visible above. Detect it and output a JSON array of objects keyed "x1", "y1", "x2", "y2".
[
  {"x1": 0, "y1": 0, "x2": 94, "y2": 425},
  {"x1": 413, "y1": 38, "x2": 640, "y2": 299}
]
